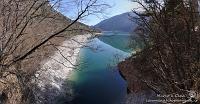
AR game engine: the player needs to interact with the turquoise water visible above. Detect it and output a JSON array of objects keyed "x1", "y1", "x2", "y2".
[
  {"x1": 71, "y1": 32, "x2": 132, "y2": 104},
  {"x1": 98, "y1": 32, "x2": 132, "y2": 53}
]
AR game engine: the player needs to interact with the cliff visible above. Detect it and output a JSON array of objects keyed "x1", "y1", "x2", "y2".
[
  {"x1": 118, "y1": 0, "x2": 200, "y2": 103},
  {"x1": 118, "y1": 51, "x2": 157, "y2": 104}
]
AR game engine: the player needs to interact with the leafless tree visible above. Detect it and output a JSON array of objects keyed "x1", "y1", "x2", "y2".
[
  {"x1": 122, "y1": 0, "x2": 200, "y2": 103},
  {"x1": 0, "y1": 0, "x2": 108, "y2": 103}
]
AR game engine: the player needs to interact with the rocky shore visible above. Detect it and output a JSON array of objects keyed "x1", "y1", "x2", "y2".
[
  {"x1": 33, "y1": 34, "x2": 91, "y2": 104},
  {"x1": 118, "y1": 57, "x2": 156, "y2": 104}
]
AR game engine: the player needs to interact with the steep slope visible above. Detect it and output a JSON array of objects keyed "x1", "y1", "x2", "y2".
[
  {"x1": 0, "y1": 0, "x2": 92, "y2": 104},
  {"x1": 94, "y1": 12, "x2": 137, "y2": 32}
]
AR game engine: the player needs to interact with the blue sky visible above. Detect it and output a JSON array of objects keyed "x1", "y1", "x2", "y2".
[
  {"x1": 83, "y1": 0, "x2": 136, "y2": 26},
  {"x1": 55, "y1": 0, "x2": 137, "y2": 26}
]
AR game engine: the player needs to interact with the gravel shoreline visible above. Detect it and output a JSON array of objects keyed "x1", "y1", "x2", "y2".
[{"x1": 33, "y1": 34, "x2": 91, "y2": 104}]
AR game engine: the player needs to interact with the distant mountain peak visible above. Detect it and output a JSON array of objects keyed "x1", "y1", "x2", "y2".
[{"x1": 94, "y1": 12, "x2": 137, "y2": 32}]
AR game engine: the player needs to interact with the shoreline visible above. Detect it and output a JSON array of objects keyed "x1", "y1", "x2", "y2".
[{"x1": 33, "y1": 34, "x2": 91, "y2": 104}]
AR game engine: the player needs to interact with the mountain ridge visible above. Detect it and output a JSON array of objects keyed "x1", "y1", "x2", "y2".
[{"x1": 94, "y1": 12, "x2": 137, "y2": 32}]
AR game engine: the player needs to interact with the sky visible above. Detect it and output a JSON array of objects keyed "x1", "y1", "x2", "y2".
[
  {"x1": 55, "y1": 0, "x2": 138, "y2": 26},
  {"x1": 83, "y1": 0, "x2": 136, "y2": 26},
  {"x1": 82, "y1": 0, "x2": 136, "y2": 26}
]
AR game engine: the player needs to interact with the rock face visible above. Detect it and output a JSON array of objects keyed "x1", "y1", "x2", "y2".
[
  {"x1": 94, "y1": 12, "x2": 137, "y2": 32},
  {"x1": 118, "y1": 57, "x2": 156, "y2": 104},
  {"x1": 118, "y1": 57, "x2": 146, "y2": 93}
]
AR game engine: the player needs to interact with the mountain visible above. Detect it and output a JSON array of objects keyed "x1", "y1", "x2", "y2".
[{"x1": 94, "y1": 12, "x2": 137, "y2": 32}]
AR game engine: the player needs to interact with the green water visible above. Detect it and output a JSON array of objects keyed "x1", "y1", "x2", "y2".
[
  {"x1": 98, "y1": 32, "x2": 133, "y2": 53},
  {"x1": 70, "y1": 32, "x2": 133, "y2": 104}
]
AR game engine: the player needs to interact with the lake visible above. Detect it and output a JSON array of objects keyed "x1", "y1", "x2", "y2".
[{"x1": 70, "y1": 32, "x2": 133, "y2": 104}]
